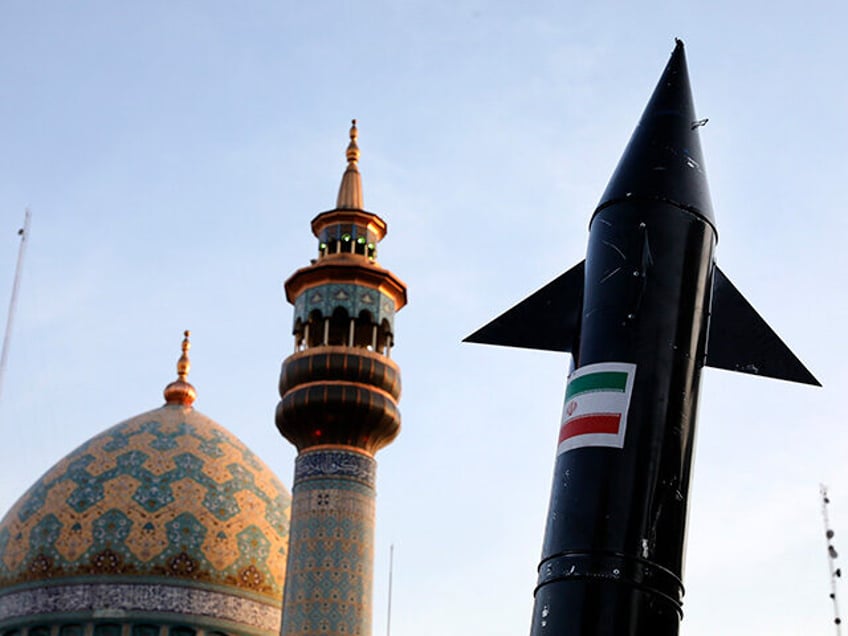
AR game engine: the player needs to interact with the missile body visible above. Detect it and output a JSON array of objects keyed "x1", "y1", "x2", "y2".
[{"x1": 466, "y1": 41, "x2": 818, "y2": 636}]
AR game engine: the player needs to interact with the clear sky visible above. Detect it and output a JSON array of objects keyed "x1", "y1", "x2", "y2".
[{"x1": 1, "y1": 2, "x2": 847, "y2": 635}]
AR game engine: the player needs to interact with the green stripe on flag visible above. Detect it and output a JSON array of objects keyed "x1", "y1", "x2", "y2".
[{"x1": 565, "y1": 371, "x2": 629, "y2": 400}]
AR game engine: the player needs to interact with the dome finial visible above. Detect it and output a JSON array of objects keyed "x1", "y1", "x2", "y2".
[
  {"x1": 176, "y1": 329, "x2": 191, "y2": 380},
  {"x1": 164, "y1": 329, "x2": 197, "y2": 406},
  {"x1": 336, "y1": 118, "x2": 364, "y2": 209}
]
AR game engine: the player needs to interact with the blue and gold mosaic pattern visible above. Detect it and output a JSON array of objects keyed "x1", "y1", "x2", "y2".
[
  {"x1": 293, "y1": 283, "x2": 395, "y2": 329},
  {"x1": 281, "y1": 449, "x2": 375, "y2": 636},
  {"x1": 0, "y1": 405, "x2": 290, "y2": 600}
]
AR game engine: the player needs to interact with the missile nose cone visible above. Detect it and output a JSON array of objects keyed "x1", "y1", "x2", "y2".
[{"x1": 596, "y1": 39, "x2": 715, "y2": 229}]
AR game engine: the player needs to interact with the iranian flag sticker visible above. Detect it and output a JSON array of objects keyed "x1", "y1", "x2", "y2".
[{"x1": 558, "y1": 362, "x2": 637, "y2": 454}]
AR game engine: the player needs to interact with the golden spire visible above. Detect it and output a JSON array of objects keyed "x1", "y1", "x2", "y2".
[
  {"x1": 336, "y1": 119, "x2": 364, "y2": 210},
  {"x1": 164, "y1": 330, "x2": 197, "y2": 407}
]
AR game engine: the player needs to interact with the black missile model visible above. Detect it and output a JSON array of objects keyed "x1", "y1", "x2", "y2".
[{"x1": 465, "y1": 40, "x2": 819, "y2": 636}]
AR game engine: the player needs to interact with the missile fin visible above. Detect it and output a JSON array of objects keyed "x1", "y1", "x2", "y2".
[
  {"x1": 463, "y1": 261, "x2": 584, "y2": 352},
  {"x1": 706, "y1": 266, "x2": 820, "y2": 385}
]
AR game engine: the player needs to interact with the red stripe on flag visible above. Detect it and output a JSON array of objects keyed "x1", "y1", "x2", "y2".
[{"x1": 559, "y1": 414, "x2": 621, "y2": 442}]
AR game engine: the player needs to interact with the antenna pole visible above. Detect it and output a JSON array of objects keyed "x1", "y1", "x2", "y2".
[
  {"x1": 386, "y1": 544, "x2": 394, "y2": 636},
  {"x1": 822, "y1": 484, "x2": 843, "y2": 635},
  {"x1": 0, "y1": 208, "x2": 30, "y2": 401}
]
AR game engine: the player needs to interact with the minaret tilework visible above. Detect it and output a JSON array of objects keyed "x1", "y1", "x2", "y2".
[{"x1": 277, "y1": 121, "x2": 407, "y2": 636}]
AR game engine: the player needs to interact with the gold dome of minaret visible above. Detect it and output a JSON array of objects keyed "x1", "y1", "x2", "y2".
[
  {"x1": 163, "y1": 329, "x2": 197, "y2": 406},
  {"x1": 336, "y1": 119, "x2": 363, "y2": 210}
]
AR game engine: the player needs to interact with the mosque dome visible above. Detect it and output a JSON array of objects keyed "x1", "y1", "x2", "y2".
[{"x1": 0, "y1": 333, "x2": 291, "y2": 636}]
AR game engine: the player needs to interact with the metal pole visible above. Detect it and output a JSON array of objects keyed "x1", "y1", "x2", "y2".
[
  {"x1": 0, "y1": 208, "x2": 30, "y2": 401},
  {"x1": 386, "y1": 544, "x2": 394, "y2": 636}
]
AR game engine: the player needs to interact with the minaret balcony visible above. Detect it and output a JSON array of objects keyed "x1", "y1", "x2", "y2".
[{"x1": 276, "y1": 346, "x2": 401, "y2": 454}]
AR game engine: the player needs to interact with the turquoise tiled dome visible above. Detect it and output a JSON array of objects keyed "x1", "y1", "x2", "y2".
[{"x1": 0, "y1": 404, "x2": 290, "y2": 634}]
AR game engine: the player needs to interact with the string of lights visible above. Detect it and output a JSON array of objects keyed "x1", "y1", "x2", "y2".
[{"x1": 822, "y1": 484, "x2": 842, "y2": 634}]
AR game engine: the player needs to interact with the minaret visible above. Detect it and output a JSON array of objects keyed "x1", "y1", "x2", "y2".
[{"x1": 276, "y1": 120, "x2": 407, "y2": 636}]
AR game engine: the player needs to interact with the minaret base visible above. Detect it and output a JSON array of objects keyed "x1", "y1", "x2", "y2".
[{"x1": 280, "y1": 447, "x2": 376, "y2": 636}]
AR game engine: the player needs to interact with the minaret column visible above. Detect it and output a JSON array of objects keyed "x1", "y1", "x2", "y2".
[{"x1": 283, "y1": 447, "x2": 377, "y2": 634}]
